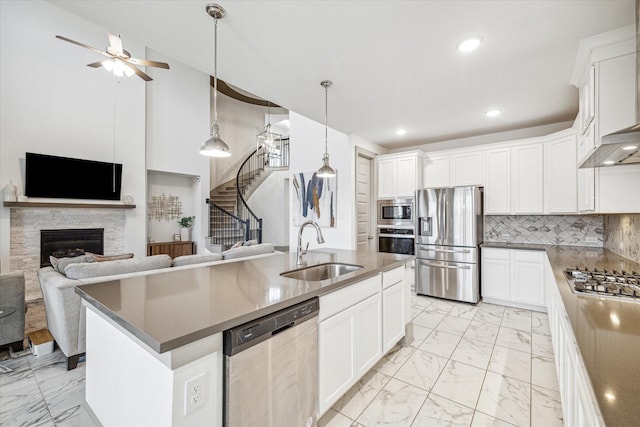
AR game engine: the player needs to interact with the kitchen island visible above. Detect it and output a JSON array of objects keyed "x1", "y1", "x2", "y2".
[{"x1": 75, "y1": 249, "x2": 412, "y2": 427}]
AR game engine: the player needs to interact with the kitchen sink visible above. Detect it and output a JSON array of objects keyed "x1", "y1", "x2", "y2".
[{"x1": 280, "y1": 263, "x2": 364, "y2": 281}]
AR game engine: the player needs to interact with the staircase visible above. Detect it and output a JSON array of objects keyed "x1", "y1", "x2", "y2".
[{"x1": 207, "y1": 138, "x2": 289, "y2": 250}]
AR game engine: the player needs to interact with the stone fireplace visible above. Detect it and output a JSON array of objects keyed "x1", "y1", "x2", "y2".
[
  {"x1": 40, "y1": 228, "x2": 105, "y2": 267},
  {"x1": 9, "y1": 207, "x2": 126, "y2": 301}
]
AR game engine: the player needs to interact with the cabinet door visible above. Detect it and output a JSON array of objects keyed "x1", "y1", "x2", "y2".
[
  {"x1": 484, "y1": 148, "x2": 511, "y2": 214},
  {"x1": 511, "y1": 143, "x2": 543, "y2": 214},
  {"x1": 354, "y1": 293, "x2": 382, "y2": 377},
  {"x1": 578, "y1": 120, "x2": 595, "y2": 165},
  {"x1": 481, "y1": 249, "x2": 511, "y2": 300},
  {"x1": 382, "y1": 281, "x2": 405, "y2": 353},
  {"x1": 396, "y1": 156, "x2": 416, "y2": 197},
  {"x1": 577, "y1": 167, "x2": 595, "y2": 212},
  {"x1": 544, "y1": 135, "x2": 577, "y2": 213},
  {"x1": 318, "y1": 309, "x2": 355, "y2": 415},
  {"x1": 598, "y1": 52, "x2": 636, "y2": 140},
  {"x1": 377, "y1": 158, "x2": 396, "y2": 198},
  {"x1": 450, "y1": 151, "x2": 484, "y2": 186},
  {"x1": 423, "y1": 155, "x2": 450, "y2": 188},
  {"x1": 510, "y1": 251, "x2": 545, "y2": 306}
]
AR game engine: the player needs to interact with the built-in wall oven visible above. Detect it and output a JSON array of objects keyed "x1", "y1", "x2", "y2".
[{"x1": 378, "y1": 226, "x2": 415, "y2": 255}]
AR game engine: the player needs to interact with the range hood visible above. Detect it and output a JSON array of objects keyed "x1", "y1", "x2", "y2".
[{"x1": 580, "y1": 0, "x2": 640, "y2": 168}]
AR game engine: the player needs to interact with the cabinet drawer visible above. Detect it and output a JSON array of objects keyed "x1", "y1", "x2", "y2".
[
  {"x1": 512, "y1": 250, "x2": 545, "y2": 263},
  {"x1": 382, "y1": 266, "x2": 404, "y2": 289},
  {"x1": 319, "y1": 274, "x2": 381, "y2": 321},
  {"x1": 482, "y1": 247, "x2": 510, "y2": 261}
]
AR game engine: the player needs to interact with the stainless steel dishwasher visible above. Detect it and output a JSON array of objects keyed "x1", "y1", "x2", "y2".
[{"x1": 223, "y1": 298, "x2": 319, "y2": 427}]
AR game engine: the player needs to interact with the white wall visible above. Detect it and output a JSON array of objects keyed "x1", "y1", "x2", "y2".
[
  {"x1": 145, "y1": 48, "x2": 210, "y2": 251},
  {"x1": 288, "y1": 112, "x2": 355, "y2": 250},
  {"x1": 0, "y1": 0, "x2": 146, "y2": 270},
  {"x1": 247, "y1": 170, "x2": 289, "y2": 247}
]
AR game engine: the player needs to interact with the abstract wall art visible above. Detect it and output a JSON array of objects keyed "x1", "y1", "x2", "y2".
[{"x1": 292, "y1": 171, "x2": 337, "y2": 227}]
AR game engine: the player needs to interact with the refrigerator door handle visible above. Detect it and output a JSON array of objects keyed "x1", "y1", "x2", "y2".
[
  {"x1": 418, "y1": 261, "x2": 471, "y2": 270},
  {"x1": 430, "y1": 248, "x2": 471, "y2": 254}
]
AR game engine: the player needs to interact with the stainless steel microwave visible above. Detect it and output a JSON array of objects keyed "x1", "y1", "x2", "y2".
[{"x1": 377, "y1": 198, "x2": 414, "y2": 226}]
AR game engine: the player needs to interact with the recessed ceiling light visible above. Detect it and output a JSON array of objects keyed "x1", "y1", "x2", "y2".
[
  {"x1": 622, "y1": 145, "x2": 638, "y2": 151},
  {"x1": 603, "y1": 160, "x2": 616, "y2": 166},
  {"x1": 396, "y1": 129, "x2": 407, "y2": 136},
  {"x1": 485, "y1": 109, "x2": 501, "y2": 118},
  {"x1": 457, "y1": 37, "x2": 482, "y2": 52}
]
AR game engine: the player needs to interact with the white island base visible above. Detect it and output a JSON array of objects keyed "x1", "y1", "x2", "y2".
[{"x1": 84, "y1": 305, "x2": 223, "y2": 427}]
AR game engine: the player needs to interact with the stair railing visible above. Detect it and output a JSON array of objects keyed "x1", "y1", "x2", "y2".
[{"x1": 206, "y1": 200, "x2": 250, "y2": 250}]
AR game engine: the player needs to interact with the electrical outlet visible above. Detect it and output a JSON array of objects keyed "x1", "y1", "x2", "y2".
[
  {"x1": 585, "y1": 237, "x2": 598, "y2": 244},
  {"x1": 184, "y1": 373, "x2": 207, "y2": 416},
  {"x1": 500, "y1": 233, "x2": 511, "y2": 238}
]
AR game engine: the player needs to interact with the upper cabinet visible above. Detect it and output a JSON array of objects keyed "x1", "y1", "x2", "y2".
[
  {"x1": 423, "y1": 154, "x2": 450, "y2": 188},
  {"x1": 484, "y1": 148, "x2": 511, "y2": 214},
  {"x1": 423, "y1": 151, "x2": 484, "y2": 189},
  {"x1": 376, "y1": 151, "x2": 423, "y2": 198},
  {"x1": 597, "y1": 52, "x2": 636, "y2": 142},
  {"x1": 511, "y1": 143, "x2": 544, "y2": 214},
  {"x1": 544, "y1": 134, "x2": 578, "y2": 213}
]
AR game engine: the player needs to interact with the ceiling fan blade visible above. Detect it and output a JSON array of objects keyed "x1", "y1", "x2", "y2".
[
  {"x1": 127, "y1": 57, "x2": 170, "y2": 69},
  {"x1": 108, "y1": 33, "x2": 124, "y2": 55},
  {"x1": 86, "y1": 61, "x2": 104, "y2": 68},
  {"x1": 128, "y1": 64, "x2": 153, "y2": 81},
  {"x1": 56, "y1": 35, "x2": 112, "y2": 58}
]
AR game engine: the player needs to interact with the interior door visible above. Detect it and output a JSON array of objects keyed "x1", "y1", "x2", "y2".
[{"x1": 356, "y1": 153, "x2": 374, "y2": 251}]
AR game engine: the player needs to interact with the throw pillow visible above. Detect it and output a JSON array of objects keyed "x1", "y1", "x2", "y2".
[
  {"x1": 230, "y1": 241, "x2": 243, "y2": 249},
  {"x1": 49, "y1": 255, "x2": 90, "y2": 274},
  {"x1": 243, "y1": 240, "x2": 258, "y2": 246},
  {"x1": 86, "y1": 253, "x2": 134, "y2": 262}
]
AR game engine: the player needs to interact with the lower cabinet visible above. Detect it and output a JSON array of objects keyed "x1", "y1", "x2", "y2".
[
  {"x1": 544, "y1": 259, "x2": 604, "y2": 427},
  {"x1": 481, "y1": 248, "x2": 545, "y2": 311},
  {"x1": 317, "y1": 266, "x2": 407, "y2": 416}
]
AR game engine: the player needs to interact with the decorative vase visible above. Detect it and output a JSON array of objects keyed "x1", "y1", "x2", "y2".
[
  {"x1": 4, "y1": 181, "x2": 17, "y2": 202},
  {"x1": 180, "y1": 227, "x2": 191, "y2": 242}
]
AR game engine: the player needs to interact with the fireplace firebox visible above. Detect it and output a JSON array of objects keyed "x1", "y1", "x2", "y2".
[{"x1": 40, "y1": 228, "x2": 104, "y2": 267}]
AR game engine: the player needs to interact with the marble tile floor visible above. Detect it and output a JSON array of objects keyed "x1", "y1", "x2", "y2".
[
  {"x1": 0, "y1": 294, "x2": 563, "y2": 427},
  {"x1": 318, "y1": 294, "x2": 563, "y2": 427}
]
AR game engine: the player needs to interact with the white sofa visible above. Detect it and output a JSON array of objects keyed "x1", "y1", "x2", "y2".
[{"x1": 38, "y1": 243, "x2": 275, "y2": 369}]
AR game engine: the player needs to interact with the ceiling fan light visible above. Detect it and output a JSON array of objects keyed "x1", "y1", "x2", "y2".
[
  {"x1": 102, "y1": 60, "x2": 115, "y2": 72},
  {"x1": 123, "y1": 64, "x2": 135, "y2": 77}
]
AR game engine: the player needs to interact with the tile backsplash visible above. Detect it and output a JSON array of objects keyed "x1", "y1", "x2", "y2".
[
  {"x1": 485, "y1": 215, "x2": 604, "y2": 247},
  {"x1": 604, "y1": 214, "x2": 640, "y2": 263}
]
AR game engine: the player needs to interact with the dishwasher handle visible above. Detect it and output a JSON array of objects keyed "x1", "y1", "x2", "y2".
[{"x1": 224, "y1": 298, "x2": 319, "y2": 356}]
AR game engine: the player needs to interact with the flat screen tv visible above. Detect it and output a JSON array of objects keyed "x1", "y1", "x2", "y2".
[{"x1": 25, "y1": 152, "x2": 122, "y2": 201}]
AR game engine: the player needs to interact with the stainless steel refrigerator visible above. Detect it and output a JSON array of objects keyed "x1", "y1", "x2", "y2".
[{"x1": 415, "y1": 186, "x2": 483, "y2": 303}]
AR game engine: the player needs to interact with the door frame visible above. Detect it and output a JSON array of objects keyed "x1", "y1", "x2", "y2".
[{"x1": 354, "y1": 147, "x2": 376, "y2": 251}]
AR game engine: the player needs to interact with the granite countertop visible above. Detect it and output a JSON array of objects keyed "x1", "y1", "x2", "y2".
[
  {"x1": 542, "y1": 246, "x2": 640, "y2": 427},
  {"x1": 76, "y1": 249, "x2": 412, "y2": 354},
  {"x1": 480, "y1": 241, "x2": 554, "y2": 251}
]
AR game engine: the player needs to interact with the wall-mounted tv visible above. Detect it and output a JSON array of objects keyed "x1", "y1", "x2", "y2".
[{"x1": 25, "y1": 152, "x2": 122, "y2": 201}]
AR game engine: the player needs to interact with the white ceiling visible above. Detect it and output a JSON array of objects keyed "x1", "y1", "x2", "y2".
[{"x1": 48, "y1": 0, "x2": 634, "y2": 149}]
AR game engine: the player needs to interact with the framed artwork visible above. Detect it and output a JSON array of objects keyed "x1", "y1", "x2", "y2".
[
  {"x1": 173, "y1": 234, "x2": 181, "y2": 242},
  {"x1": 292, "y1": 171, "x2": 337, "y2": 227}
]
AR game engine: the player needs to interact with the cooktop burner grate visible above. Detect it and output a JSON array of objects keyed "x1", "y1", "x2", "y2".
[{"x1": 564, "y1": 267, "x2": 640, "y2": 299}]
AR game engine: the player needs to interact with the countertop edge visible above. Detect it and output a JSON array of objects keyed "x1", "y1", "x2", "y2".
[{"x1": 76, "y1": 253, "x2": 413, "y2": 354}]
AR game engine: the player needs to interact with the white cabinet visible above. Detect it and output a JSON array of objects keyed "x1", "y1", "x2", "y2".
[
  {"x1": 376, "y1": 152, "x2": 422, "y2": 198},
  {"x1": 450, "y1": 151, "x2": 484, "y2": 186},
  {"x1": 597, "y1": 52, "x2": 636, "y2": 141},
  {"x1": 382, "y1": 266, "x2": 406, "y2": 353},
  {"x1": 484, "y1": 148, "x2": 511, "y2": 214},
  {"x1": 423, "y1": 154, "x2": 450, "y2": 188},
  {"x1": 545, "y1": 259, "x2": 604, "y2": 427},
  {"x1": 577, "y1": 167, "x2": 595, "y2": 212},
  {"x1": 511, "y1": 143, "x2": 544, "y2": 214},
  {"x1": 544, "y1": 134, "x2": 577, "y2": 213},
  {"x1": 481, "y1": 248, "x2": 545, "y2": 311},
  {"x1": 318, "y1": 275, "x2": 381, "y2": 415}
]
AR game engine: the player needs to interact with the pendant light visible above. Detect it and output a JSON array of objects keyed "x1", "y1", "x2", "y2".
[
  {"x1": 200, "y1": 4, "x2": 231, "y2": 157},
  {"x1": 257, "y1": 101, "x2": 282, "y2": 162},
  {"x1": 317, "y1": 80, "x2": 336, "y2": 177}
]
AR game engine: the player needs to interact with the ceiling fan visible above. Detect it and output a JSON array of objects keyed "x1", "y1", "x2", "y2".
[{"x1": 55, "y1": 33, "x2": 170, "y2": 81}]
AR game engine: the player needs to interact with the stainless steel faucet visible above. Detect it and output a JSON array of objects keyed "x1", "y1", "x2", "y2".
[{"x1": 296, "y1": 220, "x2": 325, "y2": 265}]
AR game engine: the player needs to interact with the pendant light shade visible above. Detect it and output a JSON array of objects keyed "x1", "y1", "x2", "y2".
[
  {"x1": 317, "y1": 80, "x2": 336, "y2": 178},
  {"x1": 200, "y1": 4, "x2": 231, "y2": 157}
]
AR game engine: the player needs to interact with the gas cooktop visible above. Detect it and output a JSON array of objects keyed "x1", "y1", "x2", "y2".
[{"x1": 565, "y1": 267, "x2": 640, "y2": 300}]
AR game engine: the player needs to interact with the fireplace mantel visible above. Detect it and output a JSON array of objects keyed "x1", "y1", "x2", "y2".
[{"x1": 4, "y1": 202, "x2": 135, "y2": 209}]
